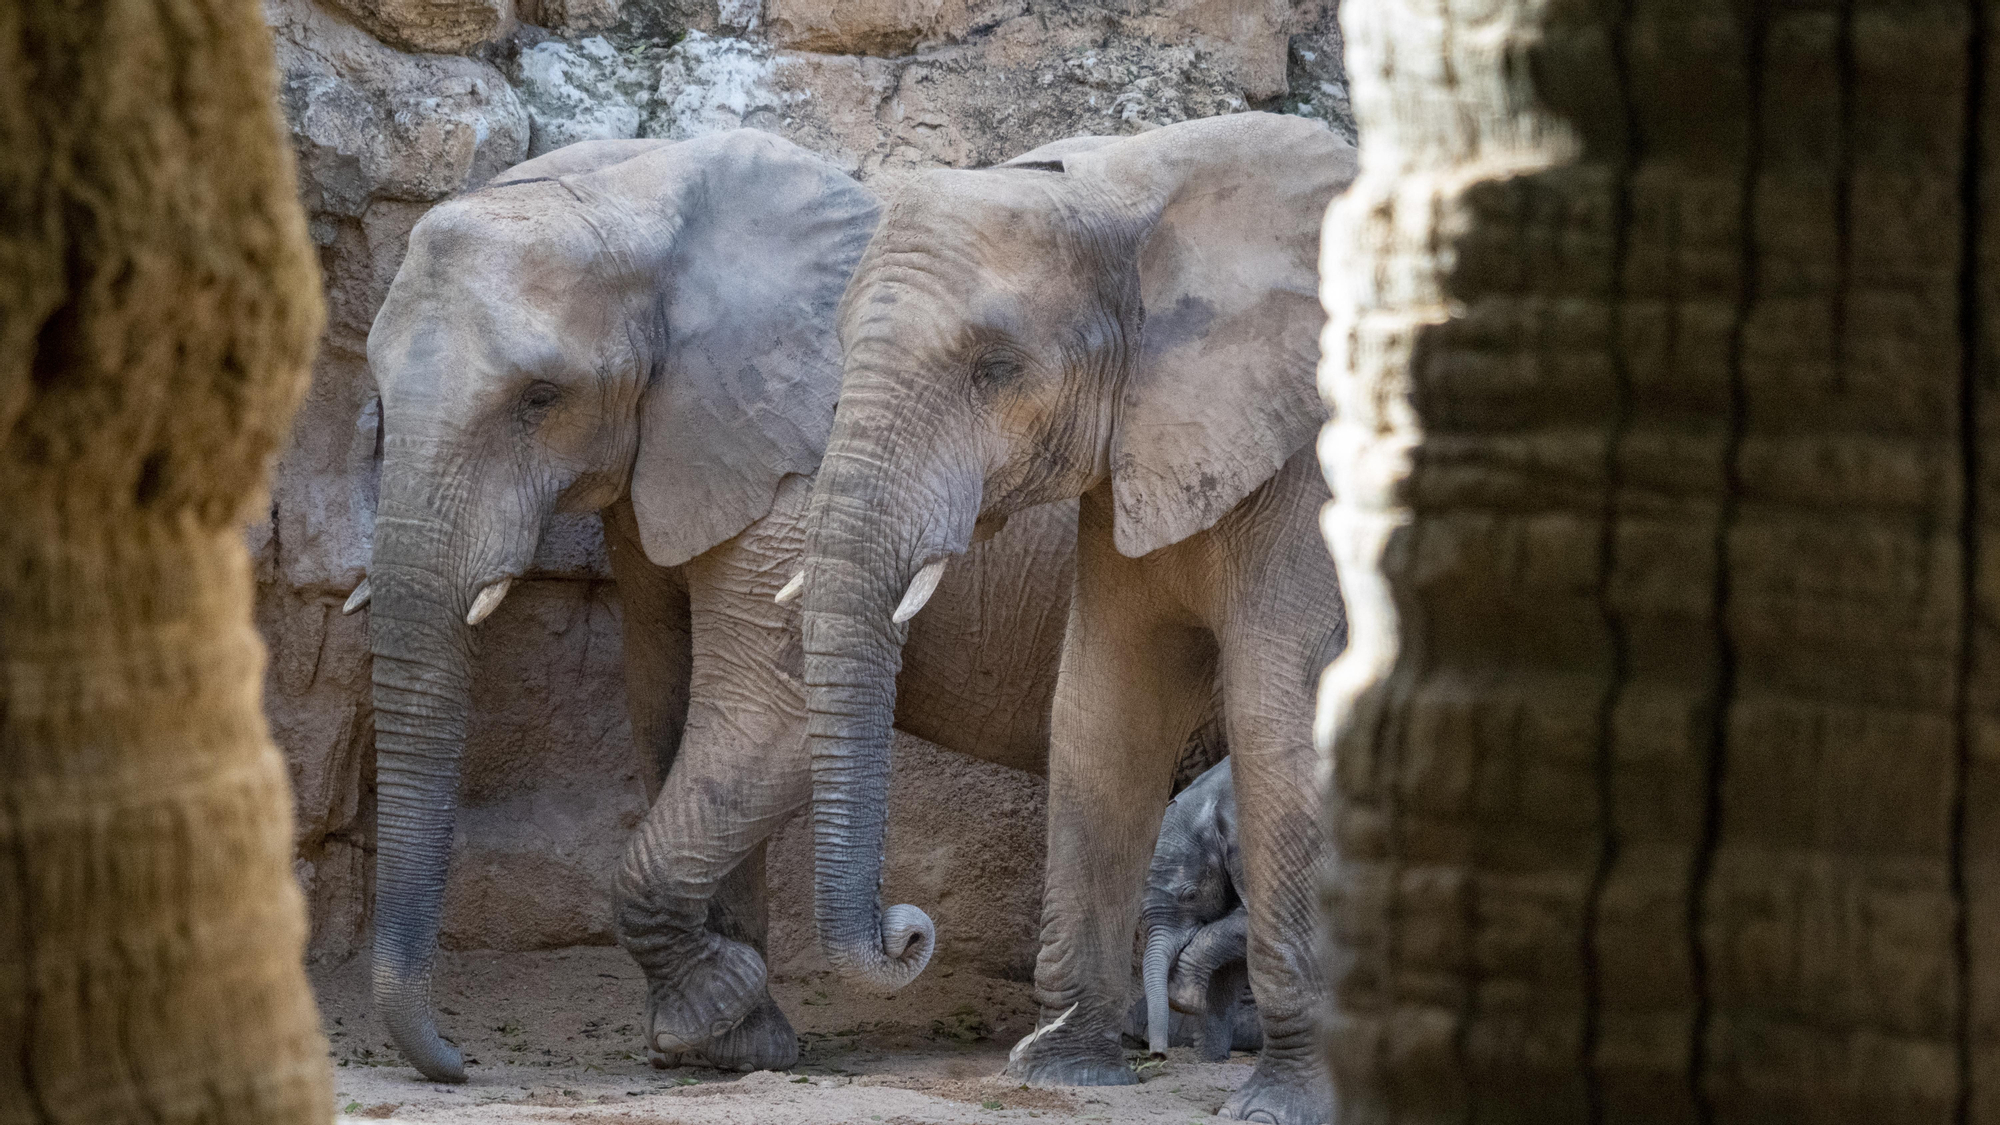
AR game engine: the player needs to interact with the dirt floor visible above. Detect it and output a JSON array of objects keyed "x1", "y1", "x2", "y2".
[{"x1": 312, "y1": 948, "x2": 1259, "y2": 1124}]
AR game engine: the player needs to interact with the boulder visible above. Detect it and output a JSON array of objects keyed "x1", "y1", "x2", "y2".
[
  {"x1": 518, "y1": 0, "x2": 622, "y2": 34},
  {"x1": 762, "y1": 0, "x2": 1014, "y2": 57},
  {"x1": 512, "y1": 35, "x2": 663, "y2": 156},
  {"x1": 647, "y1": 32, "x2": 798, "y2": 138},
  {"x1": 1119, "y1": 0, "x2": 1289, "y2": 102},
  {"x1": 270, "y1": 0, "x2": 528, "y2": 225},
  {"x1": 320, "y1": 0, "x2": 515, "y2": 54}
]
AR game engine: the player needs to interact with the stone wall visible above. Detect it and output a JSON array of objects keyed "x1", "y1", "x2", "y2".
[{"x1": 257, "y1": 0, "x2": 1351, "y2": 976}]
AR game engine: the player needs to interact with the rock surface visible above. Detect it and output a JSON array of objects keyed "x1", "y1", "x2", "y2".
[
  {"x1": 761, "y1": 0, "x2": 1014, "y2": 57},
  {"x1": 318, "y1": 0, "x2": 515, "y2": 53},
  {"x1": 259, "y1": 0, "x2": 1352, "y2": 967}
]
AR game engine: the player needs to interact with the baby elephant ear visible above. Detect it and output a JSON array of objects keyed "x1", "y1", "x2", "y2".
[
  {"x1": 628, "y1": 131, "x2": 881, "y2": 567},
  {"x1": 1077, "y1": 114, "x2": 1356, "y2": 558}
]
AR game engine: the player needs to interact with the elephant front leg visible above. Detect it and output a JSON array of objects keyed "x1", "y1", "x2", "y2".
[
  {"x1": 616, "y1": 505, "x2": 814, "y2": 1072},
  {"x1": 618, "y1": 732, "x2": 808, "y2": 1071},
  {"x1": 642, "y1": 842, "x2": 799, "y2": 1072},
  {"x1": 1199, "y1": 961, "x2": 1251, "y2": 1064},
  {"x1": 1215, "y1": 633, "x2": 1337, "y2": 1123},
  {"x1": 1005, "y1": 583, "x2": 1211, "y2": 1087},
  {"x1": 609, "y1": 502, "x2": 794, "y2": 1069}
]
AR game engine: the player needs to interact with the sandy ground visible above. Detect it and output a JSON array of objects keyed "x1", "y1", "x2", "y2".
[{"x1": 313, "y1": 948, "x2": 1258, "y2": 1124}]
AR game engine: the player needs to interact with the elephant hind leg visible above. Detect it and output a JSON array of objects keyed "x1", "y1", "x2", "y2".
[{"x1": 1171, "y1": 675, "x2": 1230, "y2": 794}]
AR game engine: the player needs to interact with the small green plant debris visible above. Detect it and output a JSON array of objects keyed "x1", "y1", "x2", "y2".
[
  {"x1": 931, "y1": 1003, "x2": 992, "y2": 1044},
  {"x1": 791, "y1": 1075, "x2": 811, "y2": 1083},
  {"x1": 802, "y1": 990, "x2": 832, "y2": 1006},
  {"x1": 982, "y1": 1099, "x2": 1004, "y2": 1110},
  {"x1": 342, "y1": 1103, "x2": 360, "y2": 1114}
]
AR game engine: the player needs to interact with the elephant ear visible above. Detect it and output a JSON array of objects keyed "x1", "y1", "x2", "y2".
[
  {"x1": 622, "y1": 131, "x2": 881, "y2": 567},
  {"x1": 1065, "y1": 114, "x2": 1356, "y2": 558}
]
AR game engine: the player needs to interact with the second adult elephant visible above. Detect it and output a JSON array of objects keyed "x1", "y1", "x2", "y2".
[
  {"x1": 794, "y1": 114, "x2": 1355, "y2": 1125},
  {"x1": 357, "y1": 131, "x2": 1098, "y2": 1082}
]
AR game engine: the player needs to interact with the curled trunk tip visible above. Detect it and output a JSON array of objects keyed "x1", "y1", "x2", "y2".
[{"x1": 823, "y1": 902, "x2": 936, "y2": 990}]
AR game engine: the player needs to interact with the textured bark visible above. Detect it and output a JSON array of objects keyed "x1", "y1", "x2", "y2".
[
  {"x1": 1318, "y1": 1, "x2": 1997, "y2": 1122},
  {"x1": 0, "y1": 1, "x2": 330, "y2": 1122}
]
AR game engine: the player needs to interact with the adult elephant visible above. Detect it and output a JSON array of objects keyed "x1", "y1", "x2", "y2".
[
  {"x1": 356, "y1": 131, "x2": 1099, "y2": 1083},
  {"x1": 792, "y1": 113, "x2": 1354, "y2": 1125}
]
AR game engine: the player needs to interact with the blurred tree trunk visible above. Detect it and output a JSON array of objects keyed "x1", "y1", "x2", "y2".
[
  {"x1": 0, "y1": 0, "x2": 330, "y2": 1122},
  {"x1": 1318, "y1": 1, "x2": 1999, "y2": 1121}
]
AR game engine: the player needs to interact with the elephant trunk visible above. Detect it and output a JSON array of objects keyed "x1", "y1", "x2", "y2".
[
  {"x1": 1143, "y1": 919, "x2": 1194, "y2": 1056},
  {"x1": 799, "y1": 512, "x2": 934, "y2": 988},
  {"x1": 799, "y1": 412, "x2": 978, "y2": 991},
  {"x1": 367, "y1": 503, "x2": 480, "y2": 1083}
]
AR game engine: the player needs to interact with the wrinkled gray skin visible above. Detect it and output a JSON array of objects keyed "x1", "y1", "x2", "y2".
[
  {"x1": 795, "y1": 114, "x2": 1356, "y2": 1125},
  {"x1": 1140, "y1": 759, "x2": 1262, "y2": 1063},
  {"x1": 361, "y1": 132, "x2": 1093, "y2": 1084}
]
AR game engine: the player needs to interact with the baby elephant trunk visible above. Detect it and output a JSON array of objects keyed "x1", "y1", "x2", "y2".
[{"x1": 1143, "y1": 923, "x2": 1190, "y2": 1056}]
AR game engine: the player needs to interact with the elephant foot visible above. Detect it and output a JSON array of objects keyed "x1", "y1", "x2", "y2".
[
  {"x1": 1217, "y1": 1056, "x2": 1332, "y2": 1125},
  {"x1": 694, "y1": 998, "x2": 800, "y2": 1072},
  {"x1": 642, "y1": 934, "x2": 769, "y2": 1055},
  {"x1": 645, "y1": 997, "x2": 798, "y2": 1072},
  {"x1": 1003, "y1": 1007, "x2": 1139, "y2": 1087}
]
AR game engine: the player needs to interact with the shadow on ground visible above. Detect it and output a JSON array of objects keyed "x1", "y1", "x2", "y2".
[{"x1": 311, "y1": 947, "x2": 1259, "y2": 1124}]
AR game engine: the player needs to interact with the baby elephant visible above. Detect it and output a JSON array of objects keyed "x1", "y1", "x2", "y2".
[{"x1": 1140, "y1": 759, "x2": 1262, "y2": 1062}]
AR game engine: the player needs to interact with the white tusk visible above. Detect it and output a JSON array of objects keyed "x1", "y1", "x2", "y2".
[
  {"x1": 774, "y1": 571, "x2": 805, "y2": 605},
  {"x1": 892, "y1": 559, "x2": 947, "y2": 624},
  {"x1": 342, "y1": 578, "x2": 371, "y2": 615},
  {"x1": 465, "y1": 577, "x2": 513, "y2": 626}
]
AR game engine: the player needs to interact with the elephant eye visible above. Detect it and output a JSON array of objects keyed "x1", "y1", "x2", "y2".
[
  {"x1": 971, "y1": 351, "x2": 1024, "y2": 387},
  {"x1": 517, "y1": 380, "x2": 562, "y2": 421}
]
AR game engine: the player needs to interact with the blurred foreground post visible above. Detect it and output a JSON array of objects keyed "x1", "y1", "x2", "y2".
[
  {"x1": 1318, "y1": 2, "x2": 1999, "y2": 1121},
  {"x1": 1, "y1": 1, "x2": 331, "y2": 1121}
]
